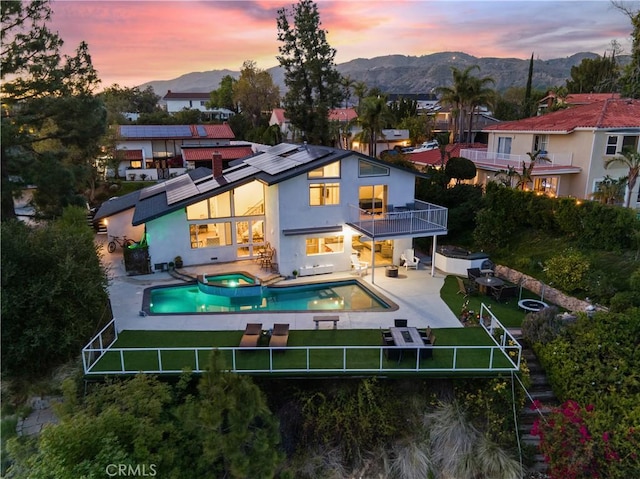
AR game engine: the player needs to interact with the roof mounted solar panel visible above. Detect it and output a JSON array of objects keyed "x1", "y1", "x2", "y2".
[
  {"x1": 138, "y1": 182, "x2": 167, "y2": 200},
  {"x1": 166, "y1": 182, "x2": 199, "y2": 205},
  {"x1": 267, "y1": 143, "x2": 301, "y2": 156},
  {"x1": 197, "y1": 125, "x2": 207, "y2": 137}
]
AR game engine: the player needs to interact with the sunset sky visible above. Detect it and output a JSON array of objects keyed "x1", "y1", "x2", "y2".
[{"x1": 48, "y1": 0, "x2": 635, "y2": 89}]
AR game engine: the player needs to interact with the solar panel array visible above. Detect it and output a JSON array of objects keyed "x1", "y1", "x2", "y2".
[
  {"x1": 120, "y1": 125, "x2": 192, "y2": 138},
  {"x1": 138, "y1": 182, "x2": 166, "y2": 200},
  {"x1": 165, "y1": 174, "x2": 199, "y2": 205}
]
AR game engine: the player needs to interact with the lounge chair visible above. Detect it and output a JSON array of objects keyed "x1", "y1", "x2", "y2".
[
  {"x1": 239, "y1": 323, "x2": 262, "y2": 348},
  {"x1": 269, "y1": 323, "x2": 290, "y2": 348},
  {"x1": 400, "y1": 248, "x2": 420, "y2": 270},
  {"x1": 350, "y1": 254, "x2": 368, "y2": 276}
]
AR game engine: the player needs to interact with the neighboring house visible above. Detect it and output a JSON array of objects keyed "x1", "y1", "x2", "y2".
[
  {"x1": 94, "y1": 143, "x2": 448, "y2": 278},
  {"x1": 352, "y1": 129, "x2": 411, "y2": 158},
  {"x1": 431, "y1": 104, "x2": 499, "y2": 144},
  {"x1": 163, "y1": 91, "x2": 235, "y2": 121},
  {"x1": 462, "y1": 98, "x2": 640, "y2": 206},
  {"x1": 408, "y1": 143, "x2": 488, "y2": 170},
  {"x1": 387, "y1": 93, "x2": 439, "y2": 113},
  {"x1": 537, "y1": 92, "x2": 620, "y2": 114},
  {"x1": 114, "y1": 124, "x2": 241, "y2": 180},
  {"x1": 269, "y1": 107, "x2": 359, "y2": 145}
]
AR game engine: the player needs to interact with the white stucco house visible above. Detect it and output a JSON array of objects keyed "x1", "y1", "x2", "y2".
[
  {"x1": 113, "y1": 124, "x2": 246, "y2": 180},
  {"x1": 94, "y1": 143, "x2": 448, "y2": 279},
  {"x1": 163, "y1": 91, "x2": 235, "y2": 121}
]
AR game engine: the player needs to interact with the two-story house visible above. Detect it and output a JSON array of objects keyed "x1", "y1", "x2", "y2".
[
  {"x1": 461, "y1": 98, "x2": 640, "y2": 207},
  {"x1": 163, "y1": 91, "x2": 235, "y2": 121},
  {"x1": 95, "y1": 143, "x2": 448, "y2": 280},
  {"x1": 114, "y1": 124, "x2": 252, "y2": 180}
]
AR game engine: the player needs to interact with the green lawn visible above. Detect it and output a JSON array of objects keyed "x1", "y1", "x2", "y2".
[
  {"x1": 439, "y1": 275, "x2": 544, "y2": 328},
  {"x1": 87, "y1": 327, "x2": 518, "y2": 376}
]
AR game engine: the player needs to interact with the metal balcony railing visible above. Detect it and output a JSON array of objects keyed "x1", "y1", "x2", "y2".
[
  {"x1": 346, "y1": 200, "x2": 448, "y2": 239},
  {"x1": 460, "y1": 148, "x2": 574, "y2": 169}
]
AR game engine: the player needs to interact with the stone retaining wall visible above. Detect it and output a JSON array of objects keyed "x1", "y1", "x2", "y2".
[{"x1": 495, "y1": 265, "x2": 603, "y2": 314}]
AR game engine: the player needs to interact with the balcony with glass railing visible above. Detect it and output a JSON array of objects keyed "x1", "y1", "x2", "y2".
[{"x1": 460, "y1": 148, "x2": 574, "y2": 170}]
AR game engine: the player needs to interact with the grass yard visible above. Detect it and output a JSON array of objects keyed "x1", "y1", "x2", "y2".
[
  {"x1": 439, "y1": 275, "x2": 544, "y2": 328},
  {"x1": 88, "y1": 327, "x2": 517, "y2": 376}
]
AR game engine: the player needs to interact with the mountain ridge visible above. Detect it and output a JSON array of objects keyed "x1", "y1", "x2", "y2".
[{"x1": 139, "y1": 51, "x2": 611, "y2": 97}]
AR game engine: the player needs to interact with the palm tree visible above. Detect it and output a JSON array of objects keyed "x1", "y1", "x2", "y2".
[
  {"x1": 466, "y1": 74, "x2": 496, "y2": 143},
  {"x1": 355, "y1": 95, "x2": 393, "y2": 156},
  {"x1": 604, "y1": 146, "x2": 640, "y2": 207},
  {"x1": 436, "y1": 66, "x2": 480, "y2": 144},
  {"x1": 352, "y1": 81, "x2": 369, "y2": 112},
  {"x1": 591, "y1": 175, "x2": 627, "y2": 204},
  {"x1": 435, "y1": 131, "x2": 451, "y2": 168},
  {"x1": 514, "y1": 150, "x2": 551, "y2": 190},
  {"x1": 340, "y1": 75, "x2": 355, "y2": 108}
]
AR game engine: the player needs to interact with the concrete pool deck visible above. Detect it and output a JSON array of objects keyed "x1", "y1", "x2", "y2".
[{"x1": 99, "y1": 235, "x2": 462, "y2": 333}]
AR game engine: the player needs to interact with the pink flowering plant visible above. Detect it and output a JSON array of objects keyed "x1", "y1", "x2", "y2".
[{"x1": 532, "y1": 399, "x2": 639, "y2": 479}]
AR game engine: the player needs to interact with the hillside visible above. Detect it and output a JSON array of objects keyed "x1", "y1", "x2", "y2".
[{"x1": 140, "y1": 51, "x2": 608, "y2": 97}]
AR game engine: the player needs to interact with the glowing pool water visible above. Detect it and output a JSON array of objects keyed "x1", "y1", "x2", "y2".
[{"x1": 144, "y1": 278, "x2": 395, "y2": 314}]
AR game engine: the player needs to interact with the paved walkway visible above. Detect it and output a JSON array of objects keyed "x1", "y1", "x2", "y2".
[
  {"x1": 98, "y1": 235, "x2": 462, "y2": 334},
  {"x1": 16, "y1": 396, "x2": 62, "y2": 436}
]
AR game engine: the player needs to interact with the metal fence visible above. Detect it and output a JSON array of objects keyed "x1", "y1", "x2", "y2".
[{"x1": 82, "y1": 304, "x2": 520, "y2": 376}]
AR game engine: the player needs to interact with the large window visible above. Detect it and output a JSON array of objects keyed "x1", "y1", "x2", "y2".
[
  {"x1": 308, "y1": 161, "x2": 340, "y2": 178},
  {"x1": 189, "y1": 222, "x2": 232, "y2": 249},
  {"x1": 533, "y1": 135, "x2": 548, "y2": 153},
  {"x1": 606, "y1": 135, "x2": 639, "y2": 155},
  {"x1": 533, "y1": 177, "x2": 558, "y2": 196},
  {"x1": 358, "y1": 160, "x2": 389, "y2": 177},
  {"x1": 309, "y1": 183, "x2": 340, "y2": 206},
  {"x1": 306, "y1": 235, "x2": 344, "y2": 255},
  {"x1": 359, "y1": 185, "x2": 387, "y2": 213},
  {"x1": 497, "y1": 137, "x2": 512, "y2": 157},
  {"x1": 186, "y1": 181, "x2": 264, "y2": 219}
]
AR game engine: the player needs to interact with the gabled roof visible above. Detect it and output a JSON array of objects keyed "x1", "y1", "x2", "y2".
[
  {"x1": 485, "y1": 98, "x2": 640, "y2": 133},
  {"x1": 181, "y1": 145, "x2": 254, "y2": 161},
  {"x1": 271, "y1": 108, "x2": 288, "y2": 125},
  {"x1": 117, "y1": 124, "x2": 235, "y2": 140},
  {"x1": 163, "y1": 91, "x2": 211, "y2": 100},
  {"x1": 95, "y1": 143, "x2": 427, "y2": 226}
]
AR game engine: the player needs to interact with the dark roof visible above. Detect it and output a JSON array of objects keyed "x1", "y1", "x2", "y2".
[
  {"x1": 163, "y1": 91, "x2": 211, "y2": 100},
  {"x1": 97, "y1": 143, "x2": 427, "y2": 226},
  {"x1": 93, "y1": 191, "x2": 141, "y2": 221}
]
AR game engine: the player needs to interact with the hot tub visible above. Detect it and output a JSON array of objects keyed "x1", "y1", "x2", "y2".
[
  {"x1": 434, "y1": 246, "x2": 490, "y2": 276},
  {"x1": 197, "y1": 272, "x2": 263, "y2": 297}
]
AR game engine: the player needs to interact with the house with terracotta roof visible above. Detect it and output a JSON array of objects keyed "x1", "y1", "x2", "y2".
[
  {"x1": 460, "y1": 98, "x2": 640, "y2": 206},
  {"x1": 163, "y1": 91, "x2": 235, "y2": 121},
  {"x1": 114, "y1": 124, "x2": 252, "y2": 180},
  {"x1": 537, "y1": 92, "x2": 620, "y2": 114},
  {"x1": 94, "y1": 143, "x2": 448, "y2": 277}
]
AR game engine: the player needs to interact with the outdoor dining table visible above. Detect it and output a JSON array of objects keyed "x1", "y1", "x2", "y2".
[
  {"x1": 474, "y1": 276, "x2": 504, "y2": 294},
  {"x1": 389, "y1": 326, "x2": 426, "y2": 361}
]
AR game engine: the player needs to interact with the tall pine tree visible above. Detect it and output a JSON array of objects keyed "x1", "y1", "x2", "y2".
[
  {"x1": 276, "y1": 0, "x2": 343, "y2": 145},
  {"x1": 523, "y1": 53, "x2": 534, "y2": 118}
]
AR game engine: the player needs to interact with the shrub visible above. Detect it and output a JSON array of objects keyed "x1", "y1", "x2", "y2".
[
  {"x1": 544, "y1": 248, "x2": 590, "y2": 293},
  {"x1": 521, "y1": 306, "x2": 564, "y2": 346}
]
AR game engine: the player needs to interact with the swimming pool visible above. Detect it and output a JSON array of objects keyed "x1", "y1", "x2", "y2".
[{"x1": 144, "y1": 279, "x2": 396, "y2": 314}]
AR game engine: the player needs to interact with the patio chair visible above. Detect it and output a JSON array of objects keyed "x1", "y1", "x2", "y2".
[
  {"x1": 400, "y1": 249, "x2": 420, "y2": 270},
  {"x1": 382, "y1": 335, "x2": 400, "y2": 361},
  {"x1": 467, "y1": 268, "x2": 482, "y2": 281},
  {"x1": 269, "y1": 323, "x2": 289, "y2": 349},
  {"x1": 456, "y1": 276, "x2": 478, "y2": 297},
  {"x1": 492, "y1": 284, "x2": 518, "y2": 303},
  {"x1": 420, "y1": 335, "x2": 435, "y2": 360},
  {"x1": 394, "y1": 319, "x2": 408, "y2": 327},
  {"x1": 420, "y1": 326, "x2": 432, "y2": 343},
  {"x1": 480, "y1": 259, "x2": 495, "y2": 276},
  {"x1": 239, "y1": 323, "x2": 262, "y2": 348},
  {"x1": 350, "y1": 254, "x2": 368, "y2": 276}
]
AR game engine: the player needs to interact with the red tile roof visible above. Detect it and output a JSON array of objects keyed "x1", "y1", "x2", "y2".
[
  {"x1": 328, "y1": 108, "x2": 357, "y2": 122},
  {"x1": 409, "y1": 143, "x2": 487, "y2": 167},
  {"x1": 189, "y1": 124, "x2": 235, "y2": 139},
  {"x1": 181, "y1": 146, "x2": 254, "y2": 161},
  {"x1": 486, "y1": 98, "x2": 640, "y2": 132},
  {"x1": 271, "y1": 108, "x2": 288, "y2": 124}
]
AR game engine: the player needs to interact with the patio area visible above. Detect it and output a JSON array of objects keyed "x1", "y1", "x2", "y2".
[{"x1": 99, "y1": 234, "x2": 462, "y2": 334}]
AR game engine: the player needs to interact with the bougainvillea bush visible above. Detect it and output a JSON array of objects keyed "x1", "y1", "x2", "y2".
[{"x1": 532, "y1": 309, "x2": 640, "y2": 478}]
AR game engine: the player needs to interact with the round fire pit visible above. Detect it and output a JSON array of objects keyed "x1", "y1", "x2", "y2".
[
  {"x1": 518, "y1": 299, "x2": 548, "y2": 312},
  {"x1": 385, "y1": 265, "x2": 399, "y2": 278}
]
